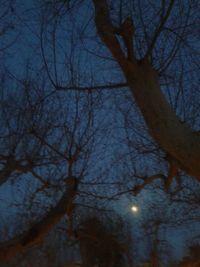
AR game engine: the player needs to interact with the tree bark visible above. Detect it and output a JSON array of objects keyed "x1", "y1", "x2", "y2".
[{"x1": 92, "y1": 0, "x2": 200, "y2": 181}]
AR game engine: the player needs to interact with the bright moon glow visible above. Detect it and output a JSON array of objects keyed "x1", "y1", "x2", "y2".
[{"x1": 131, "y1": 205, "x2": 139, "y2": 213}]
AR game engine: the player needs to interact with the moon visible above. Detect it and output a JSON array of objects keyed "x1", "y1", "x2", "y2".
[{"x1": 131, "y1": 205, "x2": 139, "y2": 213}]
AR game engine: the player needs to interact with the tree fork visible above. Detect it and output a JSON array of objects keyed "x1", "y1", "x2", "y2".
[{"x1": 92, "y1": 0, "x2": 200, "y2": 181}]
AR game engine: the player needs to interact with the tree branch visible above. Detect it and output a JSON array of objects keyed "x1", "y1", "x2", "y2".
[
  {"x1": 92, "y1": 0, "x2": 130, "y2": 69},
  {"x1": 0, "y1": 177, "x2": 78, "y2": 262},
  {"x1": 0, "y1": 156, "x2": 34, "y2": 186},
  {"x1": 132, "y1": 174, "x2": 166, "y2": 195},
  {"x1": 56, "y1": 82, "x2": 128, "y2": 91},
  {"x1": 145, "y1": 0, "x2": 175, "y2": 57},
  {"x1": 92, "y1": 0, "x2": 200, "y2": 181}
]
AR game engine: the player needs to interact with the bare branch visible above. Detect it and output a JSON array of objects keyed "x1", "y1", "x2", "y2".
[
  {"x1": 145, "y1": 0, "x2": 175, "y2": 57},
  {"x1": 0, "y1": 177, "x2": 78, "y2": 262},
  {"x1": 92, "y1": 0, "x2": 200, "y2": 181},
  {"x1": 92, "y1": 0, "x2": 129, "y2": 68},
  {"x1": 56, "y1": 82, "x2": 128, "y2": 91},
  {"x1": 0, "y1": 156, "x2": 34, "y2": 186},
  {"x1": 132, "y1": 174, "x2": 166, "y2": 195}
]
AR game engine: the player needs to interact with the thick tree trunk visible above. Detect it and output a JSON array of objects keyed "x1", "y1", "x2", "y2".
[
  {"x1": 92, "y1": 0, "x2": 200, "y2": 181},
  {"x1": 125, "y1": 58, "x2": 200, "y2": 179}
]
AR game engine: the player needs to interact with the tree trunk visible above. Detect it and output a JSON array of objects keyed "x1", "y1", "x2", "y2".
[{"x1": 92, "y1": 0, "x2": 200, "y2": 181}]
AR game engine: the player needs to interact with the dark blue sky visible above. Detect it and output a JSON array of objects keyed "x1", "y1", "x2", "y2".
[{"x1": 1, "y1": 0, "x2": 200, "y2": 265}]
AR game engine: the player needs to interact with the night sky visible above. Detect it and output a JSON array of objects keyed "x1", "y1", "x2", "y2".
[{"x1": 1, "y1": 0, "x2": 200, "y2": 266}]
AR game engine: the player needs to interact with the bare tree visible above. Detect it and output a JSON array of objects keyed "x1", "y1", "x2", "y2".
[
  {"x1": 0, "y1": 70, "x2": 105, "y2": 261},
  {"x1": 1, "y1": 0, "x2": 200, "y2": 263},
  {"x1": 91, "y1": 0, "x2": 200, "y2": 183},
  {"x1": 36, "y1": 0, "x2": 200, "y2": 187}
]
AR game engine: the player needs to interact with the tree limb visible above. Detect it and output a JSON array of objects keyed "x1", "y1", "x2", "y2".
[
  {"x1": 92, "y1": 0, "x2": 200, "y2": 181},
  {"x1": 0, "y1": 177, "x2": 78, "y2": 262},
  {"x1": 145, "y1": 0, "x2": 175, "y2": 57},
  {"x1": 55, "y1": 82, "x2": 128, "y2": 91},
  {"x1": 92, "y1": 0, "x2": 130, "y2": 69},
  {"x1": 0, "y1": 156, "x2": 34, "y2": 186}
]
